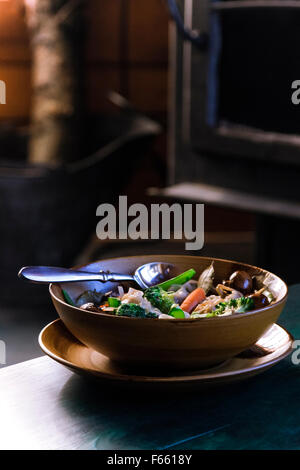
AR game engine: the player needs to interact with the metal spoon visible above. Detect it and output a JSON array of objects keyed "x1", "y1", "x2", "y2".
[{"x1": 18, "y1": 262, "x2": 174, "y2": 289}]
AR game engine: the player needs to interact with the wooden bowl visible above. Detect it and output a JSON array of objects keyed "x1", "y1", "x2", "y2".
[{"x1": 49, "y1": 255, "x2": 288, "y2": 371}]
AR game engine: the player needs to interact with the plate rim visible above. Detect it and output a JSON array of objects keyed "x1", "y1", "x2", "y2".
[{"x1": 38, "y1": 319, "x2": 294, "y2": 384}]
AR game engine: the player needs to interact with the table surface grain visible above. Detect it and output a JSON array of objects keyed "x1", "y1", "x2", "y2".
[{"x1": 1, "y1": 285, "x2": 300, "y2": 450}]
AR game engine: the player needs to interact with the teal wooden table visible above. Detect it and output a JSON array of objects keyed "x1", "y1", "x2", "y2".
[{"x1": 1, "y1": 285, "x2": 300, "y2": 450}]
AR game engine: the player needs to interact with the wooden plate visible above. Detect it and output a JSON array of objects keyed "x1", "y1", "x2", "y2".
[{"x1": 39, "y1": 319, "x2": 294, "y2": 389}]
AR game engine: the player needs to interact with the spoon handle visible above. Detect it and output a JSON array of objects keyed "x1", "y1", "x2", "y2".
[{"x1": 18, "y1": 266, "x2": 134, "y2": 284}]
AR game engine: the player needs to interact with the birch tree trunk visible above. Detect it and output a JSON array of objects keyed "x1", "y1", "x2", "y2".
[{"x1": 25, "y1": 0, "x2": 84, "y2": 166}]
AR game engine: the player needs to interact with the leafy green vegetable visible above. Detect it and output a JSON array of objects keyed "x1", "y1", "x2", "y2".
[
  {"x1": 146, "y1": 311, "x2": 160, "y2": 318},
  {"x1": 214, "y1": 296, "x2": 255, "y2": 315},
  {"x1": 213, "y1": 301, "x2": 227, "y2": 316},
  {"x1": 191, "y1": 311, "x2": 216, "y2": 319},
  {"x1": 108, "y1": 297, "x2": 121, "y2": 308},
  {"x1": 234, "y1": 296, "x2": 255, "y2": 313},
  {"x1": 191, "y1": 296, "x2": 255, "y2": 319},
  {"x1": 143, "y1": 286, "x2": 175, "y2": 314},
  {"x1": 62, "y1": 289, "x2": 75, "y2": 306},
  {"x1": 157, "y1": 269, "x2": 196, "y2": 291},
  {"x1": 116, "y1": 303, "x2": 157, "y2": 318},
  {"x1": 169, "y1": 306, "x2": 186, "y2": 319}
]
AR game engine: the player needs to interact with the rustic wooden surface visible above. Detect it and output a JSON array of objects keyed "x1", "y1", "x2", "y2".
[{"x1": 0, "y1": 284, "x2": 300, "y2": 450}]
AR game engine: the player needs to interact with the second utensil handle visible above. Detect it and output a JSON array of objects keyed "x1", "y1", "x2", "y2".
[{"x1": 18, "y1": 266, "x2": 134, "y2": 284}]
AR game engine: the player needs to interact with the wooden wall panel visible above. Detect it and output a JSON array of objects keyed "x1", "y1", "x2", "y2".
[
  {"x1": 85, "y1": 0, "x2": 122, "y2": 63},
  {"x1": 0, "y1": 3, "x2": 28, "y2": 41},
  {"x1": 128, "y1": 67, "x2": 167, "y2": 113},
  {"x1": 86, "y1": 66, "x2": 121, "y2": 112},
  {"x1": 0, "y1": 2, "x2": 30, "y2": 62},
  {"x1": 0, "y1": 2, "x2": 31, "y2": 118},
  {"x1": 0, "y1": 65, "x2": 31, "y2": 119},
  {"x1": 0, "y1": 42, "x2": 30, "y2": 63},
  {"x1": 0, "y1": 0, "x2": 169, "y2": 120},
  {"x1": 128, "y1": 0, "x2": 169, "y2": 63}
]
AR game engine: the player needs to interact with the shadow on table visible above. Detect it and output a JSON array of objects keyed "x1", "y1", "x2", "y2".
[{"x1": 58, "y1": 356, "x2": 299, "y2": 450}]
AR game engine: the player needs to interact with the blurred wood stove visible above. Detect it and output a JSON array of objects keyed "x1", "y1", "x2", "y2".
[{"x1": 151, "y1": 0, "x2": 300, "y2": 284}]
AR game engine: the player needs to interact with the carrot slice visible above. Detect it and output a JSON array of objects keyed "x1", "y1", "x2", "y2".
[{"x1": 180, "y1": 287, "x2": 206, "y2": 313}]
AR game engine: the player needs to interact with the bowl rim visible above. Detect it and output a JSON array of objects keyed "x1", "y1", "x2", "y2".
[{"x1": 49, "y1": 254, "x2": 288, "y2": 323}]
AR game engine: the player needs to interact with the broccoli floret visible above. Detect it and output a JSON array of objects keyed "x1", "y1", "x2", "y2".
[
  {"x1": 116, "y1": 303, "x2": 158, "y2": 318},
  {"x1": 214, "y1": 296, "x2": 254, "y2": 315},
  {"x1": 116, "y1": 303, "x2": 146, "y2": 317},
  {"x1": 213, "y1": 302, "x2": 227, "y2": 316},
  {"x1": 143, "y1": 286, "x2": 175, "y2": 315},
  {"x1": 230, "y1": 296, "x2": 254, "y2": 313},
  {"x1": 145, "y1": 311, "x2": 158, "y2": 319}
]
